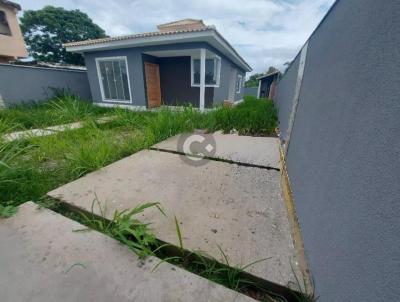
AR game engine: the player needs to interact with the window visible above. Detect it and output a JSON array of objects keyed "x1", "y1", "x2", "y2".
[
  {"x1": 0, "y1": 11, "x2": 11, "y2": 36},
  {"x1": 96, "y1": 57, "x2": 131, "y2": 103},
  {"x1": 236, "y1": 74, "x2": 243, "y2": 93},
  {"x1": 191, "y1": 56, "x2": 221, "y2": 87}
]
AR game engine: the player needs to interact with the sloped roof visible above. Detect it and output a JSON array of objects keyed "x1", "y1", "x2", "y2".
[
  {"x1": 63, "y1": 26, "x2": 214, "y2": 48},
  {"x1": 0, "y1": 0, "x2": 21, "y2": 10},
  {"x1": 63, "y1": 23, "x2": 252, "y2": 72}
]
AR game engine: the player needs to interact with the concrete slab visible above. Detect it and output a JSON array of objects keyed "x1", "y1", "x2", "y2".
[
  {"x1": 48, "y1": 150, "x2": 299, "y2": 287},
  {"x1": 152, "y1": 133, "x2": 281, "y2": 169},
  {"x1": 0, "y1": 202, "x2": 255, "y2": 302},
  {"x1": 2, "y1": 116, "x2": 115, "y2": 142}
]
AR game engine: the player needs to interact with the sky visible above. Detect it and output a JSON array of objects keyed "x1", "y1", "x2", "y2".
[{"x1": 17, "y1": 0, "x2": 335, "y2": 75}]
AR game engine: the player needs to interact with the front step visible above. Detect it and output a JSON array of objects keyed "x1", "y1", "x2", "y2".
[{"x1": 0, "y1": 202, "x2": 255, "y2": 302}]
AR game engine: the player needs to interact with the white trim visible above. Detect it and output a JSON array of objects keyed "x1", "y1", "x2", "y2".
[
  {"x1": 65, "y1": 30, "x2": 252, "y2": 72},
  {"x1": 94, "y1": 103, "x2": 147, "y2": 111},
  {"x1": 199, "y1": 48, "x2": 206, "y2": 111},
  {"x1": 257, "y1": 79, "x2": 261, "y2": 98},
  {"x1": 190, "y1": 55, "x2": 221, "y2": 88},
  {"x1": 285, "y1": 41, "x2": 308, "y2": 155},
  {"x1": 236, "y1": 74, "x2": 243, "y2": 93},
  {"x1": 233, "y1": 99, "x2": 243, "y2": 105},
  {"x1": 95, "y1": 56, "x2": 133, "y2": 104}
]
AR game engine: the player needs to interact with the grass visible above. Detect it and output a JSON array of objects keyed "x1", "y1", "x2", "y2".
[
  {"x1": 42, "y1": 195, "x2": 314, "y2": 302},
  {"x1": 74, "y1": 197, "x2": 165, "y2": 258},
  {"x1": 0, "y1": 93, "x2": 109, "y2": 132},
  {"x1": 210, "y1": 96, "x2": 278, "y2": 136}
]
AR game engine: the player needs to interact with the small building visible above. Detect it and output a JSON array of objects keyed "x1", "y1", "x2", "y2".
[
  {"x1": 64, "y1": 19, "x2": 252, "y2": 110},
  {"x1": 257, "y1": 71, "x2": 280, "y2": 100},
  {"x1": 0, "y1": 0, "x2": 27, "y2": 62}
]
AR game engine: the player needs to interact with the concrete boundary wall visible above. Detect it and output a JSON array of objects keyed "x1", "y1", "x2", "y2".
[
  {"x1": 274, "y1": 0, "x2": 400, "y2": 301},
  {"x1": 0, "y1": 64, "x2": 92, "y2": 106}
]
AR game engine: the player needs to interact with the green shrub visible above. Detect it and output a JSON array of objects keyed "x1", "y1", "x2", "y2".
[{"x1": 210, "y1": 97, "x2": 277, "y2": 136}]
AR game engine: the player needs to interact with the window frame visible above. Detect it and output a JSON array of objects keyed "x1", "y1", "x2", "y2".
[
  {"x1": 236, "y1": 74, "x2": 243, "y2": 93},
  {"x1": 0, "y1": 10, "x2": 12, "y2": 36},
  {"x1": 95, "y1": 56, "x2": 132, "y2": 103},
  {"x1": 190, "y1": 55, "x2": 221, "y2": 88}
]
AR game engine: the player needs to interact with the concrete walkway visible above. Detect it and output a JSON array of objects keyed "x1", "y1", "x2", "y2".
[
  {"x1": 3, "y1": 116, "x2": 114, "y2": 142},
  {"x1": 0, "y1": 202, "x2": 255, "y2": 302},
  {"x1": 48, "y1": 134, "x2": 300, "y2": 287}
]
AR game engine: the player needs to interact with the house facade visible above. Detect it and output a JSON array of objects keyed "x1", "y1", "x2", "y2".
[
  {"x1": 64, "y1": 19, "x2": 251, "y2": 110},
  {"x1": 0, "y1": 0, "x2": 27, "y2": 62}
]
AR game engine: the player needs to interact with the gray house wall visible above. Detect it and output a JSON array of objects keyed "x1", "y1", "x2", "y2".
[
  {"x1": 212, "y1": 55, "x2": 245, "y2": 104},
  {"x1": 274, "y1": 54, "x2": 300, "y2": 142},
  {"x1": 84, "y1": 47, "x2": 147, "y2": 107},
  {"x1": 275, "y1": 0, "x2": 400, "y2": 301},
  {"x1": 0, "y1": 64, "x2": 91, "y2": 106},
  {"x1": 83, "y1": 42, "x2": 246, "y2": 108}
]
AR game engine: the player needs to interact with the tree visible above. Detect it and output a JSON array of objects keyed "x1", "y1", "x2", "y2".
[
  {"x1": 265, "y1": 66, "x2": 278, "y2": 74},
  {"x1": 20, "y1": 6, "x2": 107, "y2": 65},
  {"x1": 245, "y1": 73, "x2": 264, "y2": 87}
]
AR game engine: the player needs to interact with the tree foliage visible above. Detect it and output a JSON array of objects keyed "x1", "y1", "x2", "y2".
[
  {"x1": 245, "y1": 73, "x2": 264, "y2": 87},
  {"x1": 245, "y1": 66, "x2": 280, "y2": 87},
  {"x1": 20, "y1": 6, "x2": 107, "y2": 65}
]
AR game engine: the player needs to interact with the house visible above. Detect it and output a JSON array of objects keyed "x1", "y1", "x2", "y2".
[
  {"x1": 257, "y1": 71, "x2": 280, "y2": 100},
  {"x1": 64, "y1": 19, "x2": 251, "y2": 110},
  {"x1": 0, "y1": 0, "x2": 27, "y2": 62}
]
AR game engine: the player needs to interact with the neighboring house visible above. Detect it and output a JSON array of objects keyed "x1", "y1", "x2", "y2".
[
  {"x1": 64, "y1": 19, "x2": 251, "y2": 110},
  {"x1": 257, "y1": 71, "x2": 280, "y2": 100},
  {"x1": 0, "y1": 0, "x2": 27, "y2": 62}
]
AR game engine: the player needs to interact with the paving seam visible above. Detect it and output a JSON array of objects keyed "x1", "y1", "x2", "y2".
[
  {"x1": 43, "y1": 198, "x2": 302, "y2": 302},
  {"x1": 149, "y1": 147, "x2": 280, "y2": 171}
]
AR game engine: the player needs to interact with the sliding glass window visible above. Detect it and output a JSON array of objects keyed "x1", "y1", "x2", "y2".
[{"x1": 96, "y1": 57, "x2": 131, "y2": 102}]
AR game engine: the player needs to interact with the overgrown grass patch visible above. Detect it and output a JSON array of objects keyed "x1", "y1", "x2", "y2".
[
  {"x1": 0, "y1": 94, "x2": 110, "y2": 132},
  {"x1": 208, "y1": 96, "x2": 278, "y2": 136}
]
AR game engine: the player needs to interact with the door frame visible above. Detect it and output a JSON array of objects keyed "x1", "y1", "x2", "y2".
[{"x1": 144, "y1": 61, "x2": 162, "y2": 108}]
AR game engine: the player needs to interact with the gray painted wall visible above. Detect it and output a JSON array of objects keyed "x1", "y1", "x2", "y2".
[
  {"x1": 275, "y1": 1, "x2": 400, "y2": 301},
  {"x1": 84, "y1": 42, "x2": 246, "y2": 108},
  {"x1": 0, "y1": 64, "x2": 91, "y2": 106},
  {"x1": 274, "y1": 54, "x2": 300, "y2": 142},
  {"x1": 213, "y1": 55, "x2": 245, "y2": 104}
]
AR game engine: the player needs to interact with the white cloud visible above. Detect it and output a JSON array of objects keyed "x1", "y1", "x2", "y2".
[{"x1": 17, "y1": 0, "x2": 335, "y2": 74}]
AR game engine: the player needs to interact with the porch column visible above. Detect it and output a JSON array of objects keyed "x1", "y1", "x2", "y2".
[
  {"x1": 257, "y1": 79, "x2": 261, "y2": 98},
  {"x1": 199, "y1": 48, "x2": 206, "y2": 111}
]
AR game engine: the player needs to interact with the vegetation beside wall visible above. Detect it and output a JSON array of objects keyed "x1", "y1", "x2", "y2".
[{"x1": 210, "y1": 96, "x2": 277, "y2": 136}]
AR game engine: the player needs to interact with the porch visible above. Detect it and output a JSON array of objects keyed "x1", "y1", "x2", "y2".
[{"x1": 142, "y1": 48, "x2": 221, "y2": 110}]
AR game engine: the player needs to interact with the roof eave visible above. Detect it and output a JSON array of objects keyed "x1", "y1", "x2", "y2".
[
  {"x1": 256, "y1": 71, "x2": 280, "y2": 80},
  {"x1": 64, "y1": 30, "x2": 252, "y2": 72}
]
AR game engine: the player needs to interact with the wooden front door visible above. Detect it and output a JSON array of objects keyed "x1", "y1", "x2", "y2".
[{"x1": 144, "y1": 62, "x2": 161, "y2": 108}]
